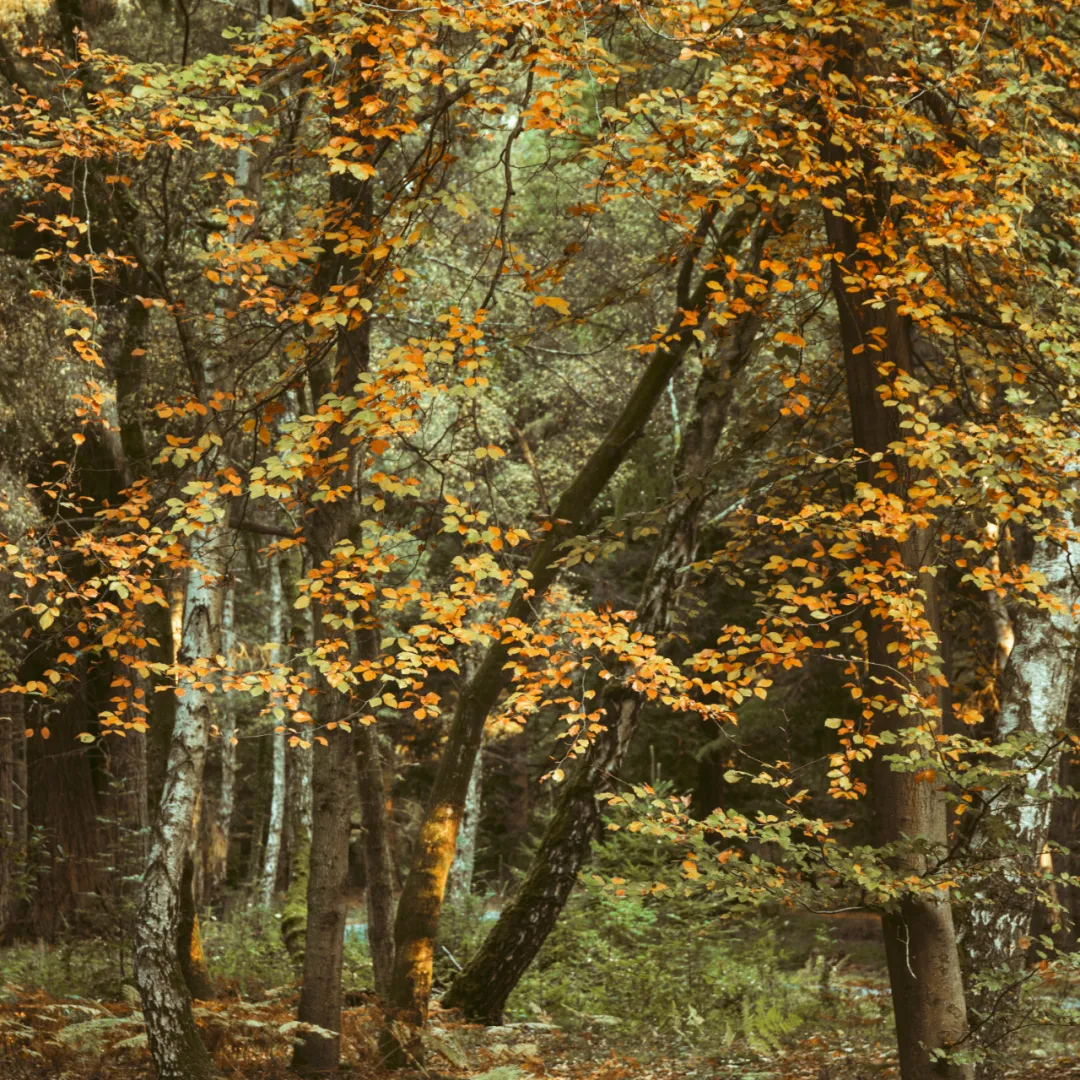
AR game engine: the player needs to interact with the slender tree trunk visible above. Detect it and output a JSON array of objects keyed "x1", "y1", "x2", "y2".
[
  {"x1": 442, "y1": 246, "x2": 769, "y2": 1021},
  {"x1": 0, "y1": 692, "x2": 25, "y2": 938},
  {"x1": 134, "y1": 520, "x2": 226, "y2": 1080},
  {"x1": 444, "y1": 746, "x2": 482, "y2": 907},
  {"x1": 282, "y1": 583, "x2": 314, "y2": 968},
  {"x1": 824, "y1": 159, "x2": 971, "y2": 1077},
  {"x1": 962, "y1": 528, "x2": 1080, "y2": 1069},
  {"x1": 356, "y1": 722, "x2": 397, "y2": 998},
  {"x1": 292, "y1": 137, "x2": 374, "y2": 1070},
  {"x1": 259, "y1": 558, "x2": 288, "y2": 908},
  {"x1": 292, "y1": 717, "x2": 355, "y2": 1073},
  {"x1": 389, "y1": 201, "x2": 743, "y2": 1030},
  {"x1": 202, "y1": 581, "x2": 237, "y2": 907},
  {"x1": 281, "y1": 803, "x2": 311, "y2": 970}
]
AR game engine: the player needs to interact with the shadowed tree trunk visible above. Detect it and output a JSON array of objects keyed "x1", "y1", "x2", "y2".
[
  {"x1": 442, "y1": 213, "x2": 772, "y2": 1021},
  {"x1": 444, "y1": 746, "x2": 482, "y2": 907},
  {"x1": 822, "y1": 85, "x2": 971, "y2": 1074},
  {"x1": 134, "y1": 519, "x2": 227, "y2": 1080},
  {"x1": 291, "y1": 134, "x2": 375, "y2": 1071},
  {"x1": 356, "y1": 721, "x2": 397, "y2": 998},
  {"x1": 388, "y1": 200, "x2": 746, "y2": 1034},
  {"x1": 0, "y1": 691, "x2": 26, "y2": 938}
]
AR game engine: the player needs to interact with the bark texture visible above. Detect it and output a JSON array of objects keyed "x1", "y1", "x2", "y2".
[
  {"x1": 134, "y1": 521, "x2": 226, "y2": 1080},
  {"x1": 444, "y1": 745, "x2": 482, "y2": 907},
  {"x1": 356, "y1": 722, "x2": 397, "y2": 999},
  {"x1": 963, "y1": 527, "x2": 1080, "y2": 1067},
  {"x1": 292, "y1": 721, "x2": 355, "y2": 1073},
  {"x1": 258, "y1": 558, "x2": 288, "y2": 908},
  {"x1": 389, "y1": 200, "x2": 745, "y2": 1027},
  {"x1": 291, "y1": 137, "x2": 374, "y2": 1071},
  {"x1": 201, "y1": 580, "x2": 237, "y2": 907}
]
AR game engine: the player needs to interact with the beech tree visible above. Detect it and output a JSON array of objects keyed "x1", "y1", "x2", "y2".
[{"x1": 1, "y1": 2, "x2": 1080, "y2": 1080}]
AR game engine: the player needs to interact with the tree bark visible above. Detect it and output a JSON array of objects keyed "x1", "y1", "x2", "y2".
[
  {"x1": 388, "y1": 200, "x2": 743, "y2": 1029},
  {"x1": 442, "y1": 232, "x2": 769, "y2": 1021},
  {"x1": 134, "y1": 519, "x2": 226, "y2": 1080},
  {"x1": 444, "y1": 746, "x2": 482, "y2": 907},
  {"x1": 259, "y1": 558, "x2": 288, "y2": 908},
  {"x1": 291, "y1": 141, "x2": 374, "y2": 1071},
  {"x1": 0, "y1": 691, "x2": 26, "y2": 939},
  {"x1": 202, "y1": 579, "x2": 237, "y2": 908},
  {"x1": 292, "y1": 719, "x2": 355, "y2": 1073},
  {"x1": 823, "y1": 137, "x2": 971, "y2": 1079},
  {"x1": 356, "y1": 722, "x2": 397, "y2": 999},
  {"x1": 962, "y1": 527, "x2": 1080, "y2": 1068}
]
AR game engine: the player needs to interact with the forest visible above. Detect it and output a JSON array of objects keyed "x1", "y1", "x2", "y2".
[{"x1": 0, "y1": 0, "x2": 1079, "y2": 1078}]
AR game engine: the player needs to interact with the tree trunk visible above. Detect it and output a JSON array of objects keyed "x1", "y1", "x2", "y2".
[
  {"x1": 282, "y1": 585, "x2": 314, "y2": 968},
  {"x1": 962, "y1": 527, "x2": 1080, "y2": 1068},
  {"x1": 823, "y1": 139, "x2": 971, "y2": 1076},
  {"x1": 259, "y1": 558, "x2": 288, "y2": 908},
  {"x1": 389, "y1": 200, "x2": 742, "y2": 1029},
  {"x1": 441, "y1": 240, "x2": 769, "y2": 1021},
  {"x1": 292, "y1": 141, "x2": 374, "y2": 1070},
  {"x1": 444, "y1": 745, "x2": 482, "y2": 907},
  {"x1": 291, "y1": 718, "x2": 355, "y2": 1074},
  {"x1": 0, "y1": 691, "x2": 26, "y2": 938},
  {"x1": 134, "y1": 520, "x2": 226, "y2": 1080},
  {"x1": 179, "y1": 853, "x2": 215, "y2": 1001},
  {"x1": 202, "y1": 580, "x2": 237, "y2": 908},
  {"x1": 356, "y1": 722, "x2": 397, "y2": 999}
]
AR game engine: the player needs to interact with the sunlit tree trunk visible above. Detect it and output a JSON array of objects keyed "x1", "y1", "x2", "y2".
[
  {"x1": 258, "y1": 558, "x2": 288, "y2": 908},
  {"x1": 444, "y1": 746, "x2": 482, "y2": 907},
  {"x1": 134, "y1": 518, "x2": 227, "y2": 1080},
  {"x1": 389, "y1": 201, "x2": 739, "y2": 1032},
  {"x1": 443, "y1": 229, "x2": 770, "y2": 1021}
]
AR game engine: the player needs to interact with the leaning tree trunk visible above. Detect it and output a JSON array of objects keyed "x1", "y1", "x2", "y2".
[
  {"x1": 356, "y1": 721, "x2": 397, "y2": 998},
  {"x1": 134, "y1": 518, "x2": 226, "y2": 1080},
  {"x1": 442, "y1": 223, "x2": 770, "y2": 1021},
  {"x1": 444, "y1": 746, "x2": 482, "y2": 907},
  {"x1": 258, "y1": 558, "x2": 288, "y2": 908},
  {"x1": 823, "y1": 97, "x2": 971, "y2": 1074},
  {"x1": 963, "y1": 524, "x2": 1080, "y2": 1069},
  {"x1": 388, "y1": 201, "x2": 742, "y2": 1031}
]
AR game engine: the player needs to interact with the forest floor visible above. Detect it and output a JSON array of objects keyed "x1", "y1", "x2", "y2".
[{"x1": 1, "y1": 980, "x2": 1078, "y2": 1080}]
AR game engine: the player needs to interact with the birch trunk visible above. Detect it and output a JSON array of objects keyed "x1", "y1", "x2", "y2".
[
  {"x1": 202, "y1": 580, "x2": 237, "y2": 907},
  {"x1": 258, "y1": 558, "x2": 288, "y2": 908},
  {"x1": 134, "y1": 517, "x2": 226, "y2": 1080},
  {"x1": 963, "y1": 526, "x2": 1080, "y2": 1067}
]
